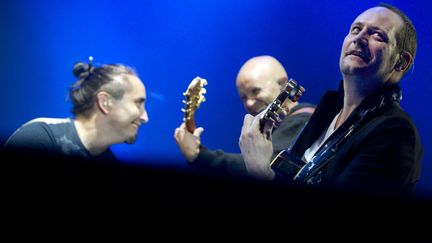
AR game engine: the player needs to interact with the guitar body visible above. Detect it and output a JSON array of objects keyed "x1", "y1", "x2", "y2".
[{"x1": 270, "y1": 149, "x2": 307, "y2": 178}]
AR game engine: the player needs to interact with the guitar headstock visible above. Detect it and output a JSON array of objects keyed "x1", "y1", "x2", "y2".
[
  {"x1": 182, "y1": 76, "x2": 208, "y2": 133},
  {"x1": 259, "y1": 79, "x2": 305, "y2": 134}
]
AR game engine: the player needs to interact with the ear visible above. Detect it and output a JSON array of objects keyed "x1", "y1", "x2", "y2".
[
  {"x1": 277, "y1": 77, "x2": 288, "y2": 87},
  {"x1": 395, "y1": 51, "x2": 413, "y2": 73},
  {"x1": 96, "y1": 91, "x2": 112, "y2": 115}
]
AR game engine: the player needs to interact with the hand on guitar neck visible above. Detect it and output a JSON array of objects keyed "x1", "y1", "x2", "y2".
[
  {"x1": 181, "y1": 76, "x2": 208, "y2": 133},
  {"x1": 239, "y1": 79, "x2": 305, "y2": 180},
  {"x1": 174, "y1": 76, "x2": 207, "y2": 162},
  {"x1": 259, "y1": 79, "x2": 305, "y2": 138}
]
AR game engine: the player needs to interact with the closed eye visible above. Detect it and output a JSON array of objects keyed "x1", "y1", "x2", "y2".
[
  {"x1": 371, "y1": 31, "x2": 387, "y2": 42},
  {"x1": 350, "y1": 26, "x2": 361, "y2": 34},
  {"x1": 251, "y1": 87, "x2": 261, "y2": 96},
  {"x1": 135, "y1": 97, "x2": 146, "y2": 109}
]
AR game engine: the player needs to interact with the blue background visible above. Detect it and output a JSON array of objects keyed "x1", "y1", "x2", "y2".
[{"x1": 0, "y1": 0, "x2": 430, "y2": 196}]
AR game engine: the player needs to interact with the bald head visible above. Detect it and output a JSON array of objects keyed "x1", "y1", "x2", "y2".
[
  {"x1": 236, "y1": 56, "x2": 287, "y2": 87},
  {"x1": 236, "y1": 55, "x2": 289, "y2": 115}
]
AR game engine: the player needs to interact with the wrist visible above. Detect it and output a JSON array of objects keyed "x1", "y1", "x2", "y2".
[{"x1": 185, "y1": 147, "x2": 200, "y2": 162}]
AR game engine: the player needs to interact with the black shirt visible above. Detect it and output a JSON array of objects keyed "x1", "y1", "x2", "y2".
[{"x1": 5, "y1": 117, "x2": 117, "y2": 161}]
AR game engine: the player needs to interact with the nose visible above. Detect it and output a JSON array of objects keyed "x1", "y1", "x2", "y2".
[
  {"x1": 245, "y1": 98, "x2": 258, "y2": 114},
  {"x1": 352, "y1": 30, "x2": 368, "y2": 48},
  {"x1": 140, "y1": 109, "x2": 149, "y2": 124},
  {"x1": 245, "y1": 98, "x2": 256, "y2": 109}
]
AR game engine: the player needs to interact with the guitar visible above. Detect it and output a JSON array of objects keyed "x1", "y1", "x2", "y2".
[
  {"x1": 260, "y1": 79, "x2": 309, "y2": 179},
  {"x1": 259, "y1": 79, "x2": 305, "y2": 135},
  {"x1": 182, "y1": 76, "x2": 208, "y2": 133},
  {"x1": 254, "y1": 79, "x2": 306, "y2": 179}
]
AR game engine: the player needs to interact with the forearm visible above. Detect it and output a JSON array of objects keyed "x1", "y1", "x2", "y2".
[{"x1": 191, "y1": 145, "x2": 249, "y2": 176}]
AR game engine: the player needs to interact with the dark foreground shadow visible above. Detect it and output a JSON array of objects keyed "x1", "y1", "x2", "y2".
[{"x1": 1, "y1": 146, "x2": 431, "y2": 236}]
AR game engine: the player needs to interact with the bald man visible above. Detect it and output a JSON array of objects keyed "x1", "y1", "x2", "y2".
[{"x1": 174, "y1": 55, "x2": 315, "y2": 178}]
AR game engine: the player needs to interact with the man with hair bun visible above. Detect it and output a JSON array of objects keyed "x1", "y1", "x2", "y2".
[{"x1": 5, "y1": 58, "x2": 149, "y2": 161}]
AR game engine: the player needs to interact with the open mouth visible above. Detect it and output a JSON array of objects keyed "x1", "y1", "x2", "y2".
[{"x1": 347, "y1": 50, "x2": 371, "y2": 63}]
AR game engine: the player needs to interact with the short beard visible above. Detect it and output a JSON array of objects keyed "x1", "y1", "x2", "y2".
[{"x1": 125, "y1": 134, "x2": 137, "y2": 144}]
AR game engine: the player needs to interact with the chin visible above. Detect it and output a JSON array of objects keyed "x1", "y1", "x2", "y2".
[
  {"x1": 341, "y1": 64, "x2": 366, "y2": 76},
  {"x1": 251, "y1": 107, "x2": 266, "y2": 116},
  {"x1": 125, "y1": 134, "x2": 138, "y2": 144}
]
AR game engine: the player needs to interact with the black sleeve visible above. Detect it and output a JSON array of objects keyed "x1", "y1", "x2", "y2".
[
  {"x1": 189, "y1": 145, "x2": 248, "y2": 177},
  {"x1": 4, "y1": 122, "x2": 56, "y2": 153},
  {"x1": 190, "y1": 111, "x2": 313, "y2": 178}
]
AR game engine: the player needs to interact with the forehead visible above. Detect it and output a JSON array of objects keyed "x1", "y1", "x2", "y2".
[
  {"x1": 237, "y1": 65, "x2": 274, "y2": 88},
  {"x1": 353, "y1": 7, "x2": 403, "y2": 33},
  {"x1": 124, "y1": 74, "x2": 146, "y2": 98}
]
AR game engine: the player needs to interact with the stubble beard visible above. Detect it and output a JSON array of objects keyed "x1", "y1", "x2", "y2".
[{"x1": 125, "y1": 133, "x2": 137, "y2": 144}]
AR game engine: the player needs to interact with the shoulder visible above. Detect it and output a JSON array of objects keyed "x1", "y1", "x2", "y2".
[
  {"x1": 357, "y1": 104, "x2": 421, "y2": 149},
  {"x1": 5, "y1": 117, "x2": 72, "y2": 148},
  {"x1": 289, "y1": 103, "x2": 316, "y2": 116},
  {"x1": 12, "y1": 117, "x2": 71, "y2": 135},
  {"x1": 370, "y1": 103, "x2": 418, "y2": 131},
  {"x1": 295, "y1": 102, "x2": 316, "y2": 109},
  {"x1": 24, "y1": 117, "x2": 72, "y2": 126}
]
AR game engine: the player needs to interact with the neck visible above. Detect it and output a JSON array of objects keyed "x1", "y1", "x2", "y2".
[
  {"x1": 335, "y1": 76, "x2": 378, "y2": 129},
  {"x1": 74, "y1": 115, "x2": 110, "y2": 156}
]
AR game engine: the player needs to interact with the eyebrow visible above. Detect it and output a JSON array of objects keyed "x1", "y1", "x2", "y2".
[
  {"x1": 351, "y1": 22, "x2": 389, "y2": 37},
  {"x1": 351, "y1": 22, "x2": 363, "y2": 28},
  {"x1": 351, "y1": 21, "x2": 387, "y2": 32}
]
